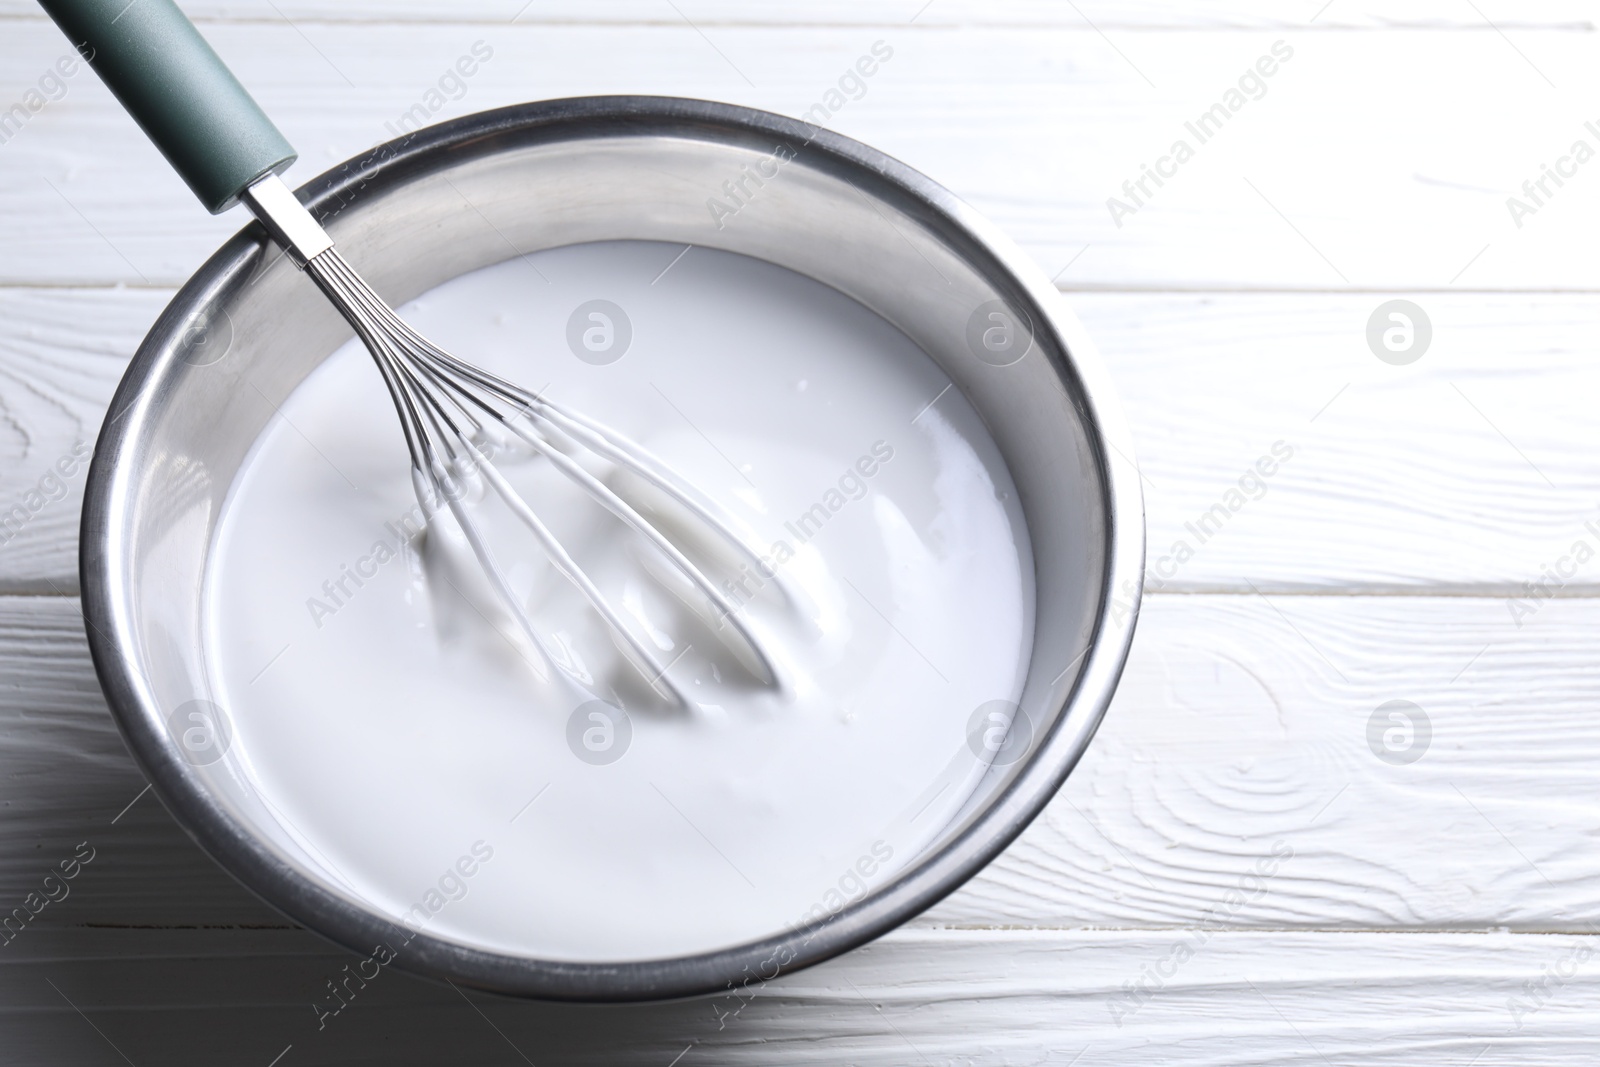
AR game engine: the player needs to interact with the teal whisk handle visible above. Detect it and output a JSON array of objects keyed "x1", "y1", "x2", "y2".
[{"x1": 37, "y1": 0, "x2": 298, "y2": 213}]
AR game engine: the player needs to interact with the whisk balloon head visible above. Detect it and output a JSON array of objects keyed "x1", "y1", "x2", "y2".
[{"x1": 302, "y1": 248, "x2": 777, "y2": 708}]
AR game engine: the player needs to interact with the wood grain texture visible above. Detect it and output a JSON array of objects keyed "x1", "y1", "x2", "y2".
[
  {"x1": 0, "y1": 595, "x2": 283, "y2": 928},
  {"x1": 3, "y1": 21, "x2": 1598, "y2": 288},
  {"x1": 0, "y1": 289, "x2": 151, "y2": 595},
  {"x1": 5, "y1": 592, "x2": 1597, "y2": 934},
  {"x1": 4, "y1": 927, "x2": 1599, "y2": 1065},
  {"x1": 4, "y1": 290, "x2": 1595, "y2": 595},
  {"x1": 930, "y1": 591, "x2": 1600, "y2": 931}
]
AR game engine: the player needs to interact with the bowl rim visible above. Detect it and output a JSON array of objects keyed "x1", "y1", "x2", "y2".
[{"x1": 79, "y1": 94, "x2": 1146, "y2": 1002}]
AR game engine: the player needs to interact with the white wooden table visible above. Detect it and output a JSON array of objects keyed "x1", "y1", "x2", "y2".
[{"x1": 4, "y1": 2, "x2": 1598, "y2": 1063}]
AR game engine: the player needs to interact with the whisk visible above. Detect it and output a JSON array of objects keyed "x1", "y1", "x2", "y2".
[{"x1": 42, "y1": 0, "x2": 774, "y2": 706}]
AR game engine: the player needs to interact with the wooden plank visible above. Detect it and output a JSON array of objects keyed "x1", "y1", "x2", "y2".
[
  {"x1": 0, "y1": 595, "x2": 286, "y2": 928},
  {"x1": 5, "y1": 592, "x2": 1598, "y2": 933},
  {"x1": 2, "y1": 1, "x2": 1593, "y2": 27},
  {"x1": 929, "y1": 591, "x2": 1600, "y2": 931},
  {"x1": 4, "y1": 289, "x2": 1596, "y2": 595},
  {"x1": 0, "y1": 289, "x2": 151, "y2": 595},
  {"x1": 2, "y1": 23, "x2": 1597, "y2": 288},
  {"x1": 1095, "y1": 290, "x2": 1600, "y2": 595},
  {"x1": 3, "y1": 926, "x2": 1598, "y2": 1065}
]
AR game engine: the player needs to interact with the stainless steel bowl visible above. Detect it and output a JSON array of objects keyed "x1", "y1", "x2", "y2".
[{"x1": 80, "y1": 96, "x2": 1145, "y2": 1001}]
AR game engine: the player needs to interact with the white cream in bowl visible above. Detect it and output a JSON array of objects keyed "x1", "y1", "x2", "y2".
[{"x1": 203, "y1": 239, "x2": 1034, "y2": 961}]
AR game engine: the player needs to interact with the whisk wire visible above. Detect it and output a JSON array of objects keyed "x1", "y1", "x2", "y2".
[{"x1": 299, "y1": 246, "x2": 775, "y2": 704}]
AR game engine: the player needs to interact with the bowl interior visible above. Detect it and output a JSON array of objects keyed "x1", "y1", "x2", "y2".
[{"x1": 86, "y1": 98, "x2": 1137, "y2": 999}]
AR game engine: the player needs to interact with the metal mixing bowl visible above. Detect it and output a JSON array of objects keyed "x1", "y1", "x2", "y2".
[{"x1": 79, "y1": 96, "x2": 1145, "y2": 1001}]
